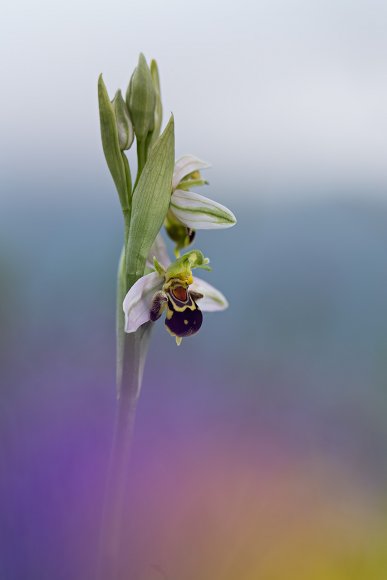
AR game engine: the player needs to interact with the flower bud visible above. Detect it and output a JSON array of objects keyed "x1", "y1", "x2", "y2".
[
  {"x1": 112, "y1": 90, "x2": 134, "y2": 151},
  {"x1": 126, "y1": 53, "x2": 156, "y2": 141},
  {"x1": 149, "y1": 59, "x2": 162, "y2": 146},
  {"x1": 165, "y1": 211, "x2": 196, "y2": 255}
]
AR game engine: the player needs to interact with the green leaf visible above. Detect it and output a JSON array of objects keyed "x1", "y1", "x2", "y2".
[
  {"x1": 98, "y1": 74, "x2": 130, "y2": 210},
  {"x1": 126, "y1": 115, "x2": 175, "y2": 286}
]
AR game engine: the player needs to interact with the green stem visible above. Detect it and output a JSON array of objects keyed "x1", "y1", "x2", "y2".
[
  {"x1": 97, "y1": 333, "x2": 143, "y2": 579},
  {"x1": 121, "y1": 153, "x2": 132, "y2": 205},
  {"x1": 97, "y1": 127, "x2": 156, "y2": 574},
  {"x1": 133, "y1": 138, "x2": 147, "y2": 190},
  {"x1": 97, "y1": 234, "x2": 151, "y2": 578}
]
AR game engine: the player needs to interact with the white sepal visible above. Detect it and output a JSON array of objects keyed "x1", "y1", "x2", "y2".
[
  {"x1": 170, "y1": 189, "x2": 237, "y2": 230},
  {"x1": 191, "y1": 276, "x2": 229, "y2": 311},
  {"x1": 172, "y1": 155, "x2": 211, "y2": 190},
  {"x1": 123, "y1": 271, "x2": 164, "y2": 333}
]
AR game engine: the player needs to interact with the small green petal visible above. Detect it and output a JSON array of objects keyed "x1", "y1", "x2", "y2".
[
  {"x1": 153, "y1": 257, "x2": 166, "y2": 276},
  {"x1": 177, "y1": 178, "x2": 209, "y2": 190},
  {"x1": 165, "y1": 249, "x2": 211, "y2": 282}
]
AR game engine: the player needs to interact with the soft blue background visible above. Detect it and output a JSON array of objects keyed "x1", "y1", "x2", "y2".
[{"x1": 2, "y1": 1, "x2": 387, "y2": 578}]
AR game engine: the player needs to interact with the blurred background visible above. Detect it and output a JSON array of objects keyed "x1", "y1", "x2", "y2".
[{"x1": 2, "y1": 0, "x2": 387, "y2": 578}]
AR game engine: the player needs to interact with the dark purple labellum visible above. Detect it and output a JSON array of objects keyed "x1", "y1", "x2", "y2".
[{"x1": 165, "y1": 305, "x2": 203, "y2": 338}]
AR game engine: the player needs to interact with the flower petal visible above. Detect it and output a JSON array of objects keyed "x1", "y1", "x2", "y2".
[
  {"x1": 123, "y1": 272, "x2": 164, "y2": 333},
  {"x1": 171, "y1": 190, "x2": 237, "y2": 230},
  {"x1": 191, "y1": 276, "x2": 229, "y2": 311},
  {"x1": 172, "y1": 155, "x2": 211, "y2": 189}
]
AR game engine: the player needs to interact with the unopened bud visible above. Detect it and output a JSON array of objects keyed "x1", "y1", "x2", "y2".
[
  {"x1": 165, "y1": 211, "x2": 196, "y2": 255},
  {"x1": 112, "y1": 90, "x2": 134, "y2": 150},
  {"x1": 126, "y1": 53, "x2": 156, "y2": 141}
]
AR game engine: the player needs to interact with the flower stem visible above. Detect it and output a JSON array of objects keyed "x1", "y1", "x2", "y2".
[
  {"x1": 96, "y1": 239, "x2": 151, "y2": 578},
  {"x1": 133, "y1": 138, "x2": 147, "y2": 190},
  {"x1": 97, "y1": 326, "x2": 151, "y2": 579}
]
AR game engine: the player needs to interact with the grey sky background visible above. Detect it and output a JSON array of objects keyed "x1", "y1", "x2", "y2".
[{"x1": 2, "y1": 0, "x2": 387, "y2": 202}]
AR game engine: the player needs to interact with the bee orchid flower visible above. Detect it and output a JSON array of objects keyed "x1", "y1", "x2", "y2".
[
  {"x1": 169, "y1": 154, "x2": 237, "y2": 231},
  {"x1": 123, "y1": 243, "x2": 228, "y2": 345}
]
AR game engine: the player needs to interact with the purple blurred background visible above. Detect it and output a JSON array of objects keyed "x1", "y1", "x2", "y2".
[{"x1": 2, "y1": 193, "x2": 387, "y2": 578}]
